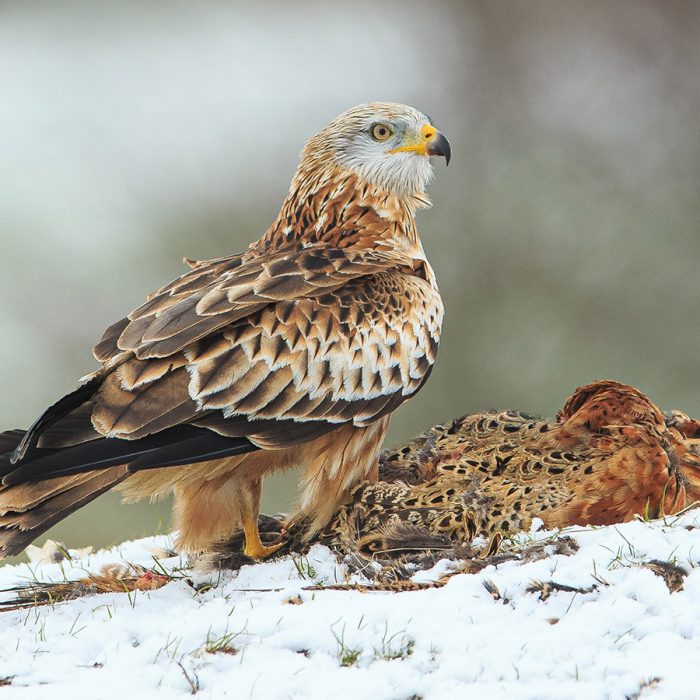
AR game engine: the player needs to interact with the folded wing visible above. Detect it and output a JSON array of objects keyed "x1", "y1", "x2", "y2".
[{"x1": 6, "y1": 245, "x2": 443, "y2": 481}]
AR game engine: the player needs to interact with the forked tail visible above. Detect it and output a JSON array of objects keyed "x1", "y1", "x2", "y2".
[{"x1": 0, "y1": 430, "x2": 128, "y2": 557}]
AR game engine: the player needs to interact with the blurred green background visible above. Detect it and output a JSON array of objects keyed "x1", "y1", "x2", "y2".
[{"x1": 1, "y1": 0, "x2": 698, "y2": 559}]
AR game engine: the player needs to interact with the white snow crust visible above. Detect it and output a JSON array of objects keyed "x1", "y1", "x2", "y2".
[{"x1": 0, "y1": 510, "x2": 699, "y2": 699}]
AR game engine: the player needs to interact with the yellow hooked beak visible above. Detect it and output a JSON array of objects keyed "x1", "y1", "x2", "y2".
[{"x1": 388, "y1": 124, "x2": 451, "y2": 165}]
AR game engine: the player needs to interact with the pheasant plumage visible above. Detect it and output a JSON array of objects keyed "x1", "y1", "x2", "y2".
[{"x1": 313, "y1": 380, "x2": 700, "y2": 554}]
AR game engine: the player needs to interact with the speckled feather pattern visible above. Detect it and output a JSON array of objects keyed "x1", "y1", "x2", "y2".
[{"x1": 315, "y1": 381, "x2": 700, "y2": 554}]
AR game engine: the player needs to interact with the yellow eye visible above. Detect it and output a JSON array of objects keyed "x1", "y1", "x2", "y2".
[{"x1": 370, "y1": 123, "x2": 393, "y2": 141}]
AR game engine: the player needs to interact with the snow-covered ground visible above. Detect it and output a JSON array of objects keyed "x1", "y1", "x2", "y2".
[{"x1": 0, "y1": 510, "x2": 699, "y2": 700}]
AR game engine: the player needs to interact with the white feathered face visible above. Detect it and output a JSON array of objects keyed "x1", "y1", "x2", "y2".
[{"x1": 309, "y1": 102, "x2": 451, "y2": 196}]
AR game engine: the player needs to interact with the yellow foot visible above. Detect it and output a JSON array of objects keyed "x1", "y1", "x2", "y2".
[
  {"x1": 243, "y1": 538, "x2": 285, "y2": 560},
  {"x1": 242, "y1": 506, "x2": 286, "y2": 559}
]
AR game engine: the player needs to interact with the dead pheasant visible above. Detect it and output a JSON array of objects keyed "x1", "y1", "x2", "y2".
[{"x1": 314, "y1": 379, "x2": 700, "y2": 554}]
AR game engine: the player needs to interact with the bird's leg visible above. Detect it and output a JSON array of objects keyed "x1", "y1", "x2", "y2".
[
  {"x1": 240, "y1": 478, "x2": 284, "y2": 560},
  {"x1": 242, "y1": 521, "x2": 284, "y2": 560}
]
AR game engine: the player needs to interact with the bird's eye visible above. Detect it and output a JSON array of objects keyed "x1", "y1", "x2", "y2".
[{"x1": 370, "y1": 123, "x2": 393, "y2": 141}]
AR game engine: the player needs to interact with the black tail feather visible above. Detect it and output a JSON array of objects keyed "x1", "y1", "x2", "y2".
[{"x1": 2, "y1": 426, "x2": 258, "y2": 486}]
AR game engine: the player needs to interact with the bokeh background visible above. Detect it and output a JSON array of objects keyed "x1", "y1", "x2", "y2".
[{"x1": 1, "y1": 0, "x2": 698, "y2": 557}]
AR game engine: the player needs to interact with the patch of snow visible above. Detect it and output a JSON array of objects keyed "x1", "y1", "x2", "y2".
[{"x1": 0, "y1": 512, "x2": 699, "y2": 699}]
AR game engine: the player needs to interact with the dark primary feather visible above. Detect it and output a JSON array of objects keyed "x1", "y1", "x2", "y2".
[
  {"x1": 0, "y1": 430, "x2": 26, "y2": 456},
  {"x1": 12, "y1": 377, "x2": 101, "y2": 462},
  {"x1": 1, "y1": 427, "x2": 257, "y2": 484},
  {"x1": 125, "y1": 433, "x2": 257, "y2": 472}
]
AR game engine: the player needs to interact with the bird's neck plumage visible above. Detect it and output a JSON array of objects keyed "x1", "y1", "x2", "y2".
[{"x1": 249, "y1": 161, "x2": 431, "y2": 259}]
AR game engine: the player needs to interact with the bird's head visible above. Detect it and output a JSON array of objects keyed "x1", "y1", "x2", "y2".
[
  {"x1": 300, "y1": 102, "x2": 451, "y2": 197},
  {"x1": 557, "y1": 380, "x2": 667, "y2": 433}
]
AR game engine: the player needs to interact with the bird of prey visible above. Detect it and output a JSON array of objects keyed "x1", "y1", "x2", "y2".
[
  {"x1": 306, "y1": 380, "x2": 700, "y2": 554},
  {"x1": 0, "y1": 102, "x2": 450, "y2": 559}
]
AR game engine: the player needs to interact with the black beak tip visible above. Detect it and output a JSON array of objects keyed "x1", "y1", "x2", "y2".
[{"x1": 428, "y1": 132, "x2": 451, "y2": 166}]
